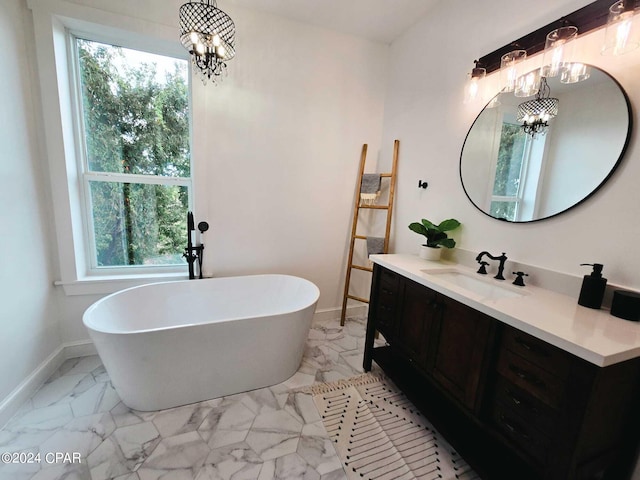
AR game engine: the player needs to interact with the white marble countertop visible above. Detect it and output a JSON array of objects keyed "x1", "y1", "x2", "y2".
[{"x1": 370, "y1": 254, "x2": 640, "y2": 367}]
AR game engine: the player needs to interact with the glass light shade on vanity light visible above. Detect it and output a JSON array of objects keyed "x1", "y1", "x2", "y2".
[
  {"x1": 602, "y1": 0, "x2": 640, "y2": 55},
  {"x1": 500, "y1": 49, "x2": 527, "y2": 92},
  {"x1": 542, "y1": 26, "x2": 578, "y2": 77},
  {"x1": 561, "y1": 62, "x2": 591, "y2": 83},
  {"x1": 464, "y1": 63, "x2": 487, "y2": 104},
  {"x1": 514, "y1": 68, "x2": 540, "y2": 97}
]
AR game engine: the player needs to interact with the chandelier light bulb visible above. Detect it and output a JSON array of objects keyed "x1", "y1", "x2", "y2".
[
  {"x1": 213, "y1": 34, "x2": 221, "y2": 47},
  {"x1": 195, "y1": 42, "x2": 205, "y2": 55},
  {"x1": 190, "y1": 31, "x2": 199, "y2": 44}
]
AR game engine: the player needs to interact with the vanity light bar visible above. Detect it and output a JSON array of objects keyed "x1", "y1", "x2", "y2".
[{"x1": 477, "y1": 0, "x2": 635, "y2": 74}]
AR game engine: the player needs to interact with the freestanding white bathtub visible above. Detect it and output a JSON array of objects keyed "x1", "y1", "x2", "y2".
[{"x1": 83, "y1": 274, "x2": 319, "y2": 411}]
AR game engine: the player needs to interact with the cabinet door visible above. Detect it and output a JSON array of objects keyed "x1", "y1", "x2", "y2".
[
  {"x1": 430, "y1": 296, "x2": 493, "y2": 411},
  {"x1": 394, "y1": 279, "x2": 439, "y2": 367}
]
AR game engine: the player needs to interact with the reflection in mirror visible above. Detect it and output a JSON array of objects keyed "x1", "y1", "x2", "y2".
[{"x1": 460, "y1": 66, "x2": 631, "y2": 222}]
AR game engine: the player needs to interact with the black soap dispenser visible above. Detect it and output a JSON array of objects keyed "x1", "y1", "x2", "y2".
[{"x1": 578, "y1": 263, "x2": 607, "y2": 309}]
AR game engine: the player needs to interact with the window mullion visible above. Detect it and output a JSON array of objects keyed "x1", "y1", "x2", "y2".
[
  {"x1": 84, "y1": 171, "x2": 191, "y2": 187},
  {"x1": 491, "y1": 195, "x2": 519, "y2": 202}
]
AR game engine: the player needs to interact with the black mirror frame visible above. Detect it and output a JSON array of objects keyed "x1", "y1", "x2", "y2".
[{"x1": 459, "y1": 65, "x2": 633, "y2": 223}]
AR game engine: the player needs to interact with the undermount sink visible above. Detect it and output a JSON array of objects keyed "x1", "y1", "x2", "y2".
[{"x1": 421, "y1": 268, "x2": 524, "y2": 300}]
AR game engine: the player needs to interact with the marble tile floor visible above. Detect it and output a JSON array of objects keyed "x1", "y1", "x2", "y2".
[{"x1": 0, "y1": 315, "x2": 385, "y2": 480}]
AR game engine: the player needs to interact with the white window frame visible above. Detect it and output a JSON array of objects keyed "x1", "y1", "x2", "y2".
[
  {"x1": 489, "y1": 127, "x2": 532, "y2": 221},
  {"x1": 69, "y1": 34, "x2": 193, "y2": 272},
  {"x1": 487, "y1": 116, "x2": 548, "y2": 222},
  {"x1": 28, "y1": 0, "x2": 200, "y2": 295}
]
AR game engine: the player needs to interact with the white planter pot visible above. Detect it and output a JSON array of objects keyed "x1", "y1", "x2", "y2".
[{"x1": 419, "y1": 245, "x2": 442, "y2": 261}]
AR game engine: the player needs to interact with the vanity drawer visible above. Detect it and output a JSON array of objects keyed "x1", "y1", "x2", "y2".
[
  {"x1": 502, "y1": 327, "x2": 570, "y2": 378},
  {"x1": 375, "y1": 269, "x2": 400, "y2": 336},
  {"x1": 492, "y1": 375, "x2": 557, "y2": 436},
  {"x1": 376, "y1": 303, "x2": 396, "y2": 337},
  {"x1": 497, "y1": 349, "x2": 564, "y2": 408},
  {"x1": 491, "y1": 402, "x2": 550, "y2": 465},
  {"x1": 379, "y1": 267, "x2": 400, "y2": 288}
]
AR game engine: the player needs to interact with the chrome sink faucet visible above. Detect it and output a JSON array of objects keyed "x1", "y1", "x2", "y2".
[{"x1": 476, "y1": 251, "x2": 508, "y2": 280}]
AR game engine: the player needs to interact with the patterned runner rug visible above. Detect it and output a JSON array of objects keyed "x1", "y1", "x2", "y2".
[{"x1": 303, "y1": 374, "x2": 480, "y2": 480}]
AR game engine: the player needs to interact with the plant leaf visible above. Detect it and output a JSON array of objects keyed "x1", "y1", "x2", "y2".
[
  {"x1": 426, "y1": 231, "x2": 446, "y2": 247},
  {"x1": 421, "y1": 219, "x2": 438, "y2": 230},
  {"x1": 438, "y1": 219, "x2": 461, "y2": 232},
  {"x1": 408, "y1": 222, "x2": 428, "y2": 237},
  {"x1": 439, "y1": 238, "x2": 456, "y2": 248}
]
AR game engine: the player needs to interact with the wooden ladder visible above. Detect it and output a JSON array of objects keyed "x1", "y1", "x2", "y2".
[{"x1": 340, "y1": 140, "x2": 399, "y2": 326}]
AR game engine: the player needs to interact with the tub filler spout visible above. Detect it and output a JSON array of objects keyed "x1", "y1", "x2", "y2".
[{"x1": 184, "y1": 211, "x2": 209, "y2": 279}]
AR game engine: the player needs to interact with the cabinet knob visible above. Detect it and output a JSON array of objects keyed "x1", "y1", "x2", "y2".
[
  {"x1": 514, "y1": 336, "x2": 550, "y2": 357},
  {"x1": 509, "y1": 364, "x2": 546, "y2": 389},
  {"x1": 499, "y1": 414, "x2": 530, "y2": 440},
  {"x1": 505, "y1": 388, "x2": 540, "y2": 414}
]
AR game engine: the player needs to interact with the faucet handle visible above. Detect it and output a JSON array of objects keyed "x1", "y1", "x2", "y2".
[
  {"x1": 477, "y1": 261, "x2": 489, "y2": 275},
  {"x1": 512, "y1": 271, "x2": 528, "y2": 287}
]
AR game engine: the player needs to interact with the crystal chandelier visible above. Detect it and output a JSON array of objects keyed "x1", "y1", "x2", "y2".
[
  {"x1": 179, "y1": 0, "x2": 236, "y2": 84},
  {"x1": 516, "y1": 77, "x2": 559, "y2": 137}
]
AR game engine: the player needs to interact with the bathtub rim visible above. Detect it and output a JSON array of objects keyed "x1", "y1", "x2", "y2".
[{"x1": 82, "y1": 273, "x2": 320, "y2": 335}]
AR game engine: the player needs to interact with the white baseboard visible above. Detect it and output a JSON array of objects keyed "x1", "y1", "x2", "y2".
[
  {"x1": 0, "y1": 340, "x2": 96, "y2": 429},
  {"x1": 63, "y1": 339, "x2": 97, "y2": 359}
]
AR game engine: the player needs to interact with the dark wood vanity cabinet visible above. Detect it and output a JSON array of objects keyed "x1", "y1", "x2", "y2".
[
  {"x1": 394, "y1": 278, "x2": 439, "y2": 366},
  {"x1": 364, "y1": 265, "x2": 495, "y2": 411},
  {"x1": 490, "y1": 325, "x2": 640, "y2": 479},
  {"x1": 430, "y1": 295, "x2": 494, "y2": 411},
  {"x1": 371, "y1": 266, "x2": 400, "y2": 340},
  {"x1": 364, "y1": 264, "x2": 640, "y2": 479}
]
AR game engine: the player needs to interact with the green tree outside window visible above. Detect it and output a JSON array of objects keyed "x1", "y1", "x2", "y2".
[{"x1": 76, "y1": 39, "x2": 191, "y2": 267}]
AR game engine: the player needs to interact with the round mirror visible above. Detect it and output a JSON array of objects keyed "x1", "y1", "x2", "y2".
[{"x1": 460, "y1": 66, "x2": 632, "y2": 222}]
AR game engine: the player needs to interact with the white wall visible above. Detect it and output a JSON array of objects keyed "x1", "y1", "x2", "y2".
[
  {"x1": 196, "y1": 6, "x2": 388, "y2": 310},
  {"x1": 0, "y1": 0, "x2": 61, "y2": 400},
  {"x1": 382, "y1": 0, "x2": 640, "y2": 293}
]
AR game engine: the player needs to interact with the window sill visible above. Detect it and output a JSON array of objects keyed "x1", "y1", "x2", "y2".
[{"x1": 54, "y1": 272, "x2": 190, "y2": 296}]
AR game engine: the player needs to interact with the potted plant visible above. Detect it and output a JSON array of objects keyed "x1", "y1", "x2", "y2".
[{"x1": 409, "y1": 218, "x2": 461, "y2": 261}]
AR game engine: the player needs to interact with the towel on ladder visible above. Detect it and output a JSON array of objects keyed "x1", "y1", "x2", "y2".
[
  {"x1": 366, "y1": 236, "x2": 385, "y2": 256},
  {"x1": 360, "y1": 174, "x2": 381, "y2": 205},
  {"x1": 366, "y1": 236, "x2": 385, "y2": 266}
]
